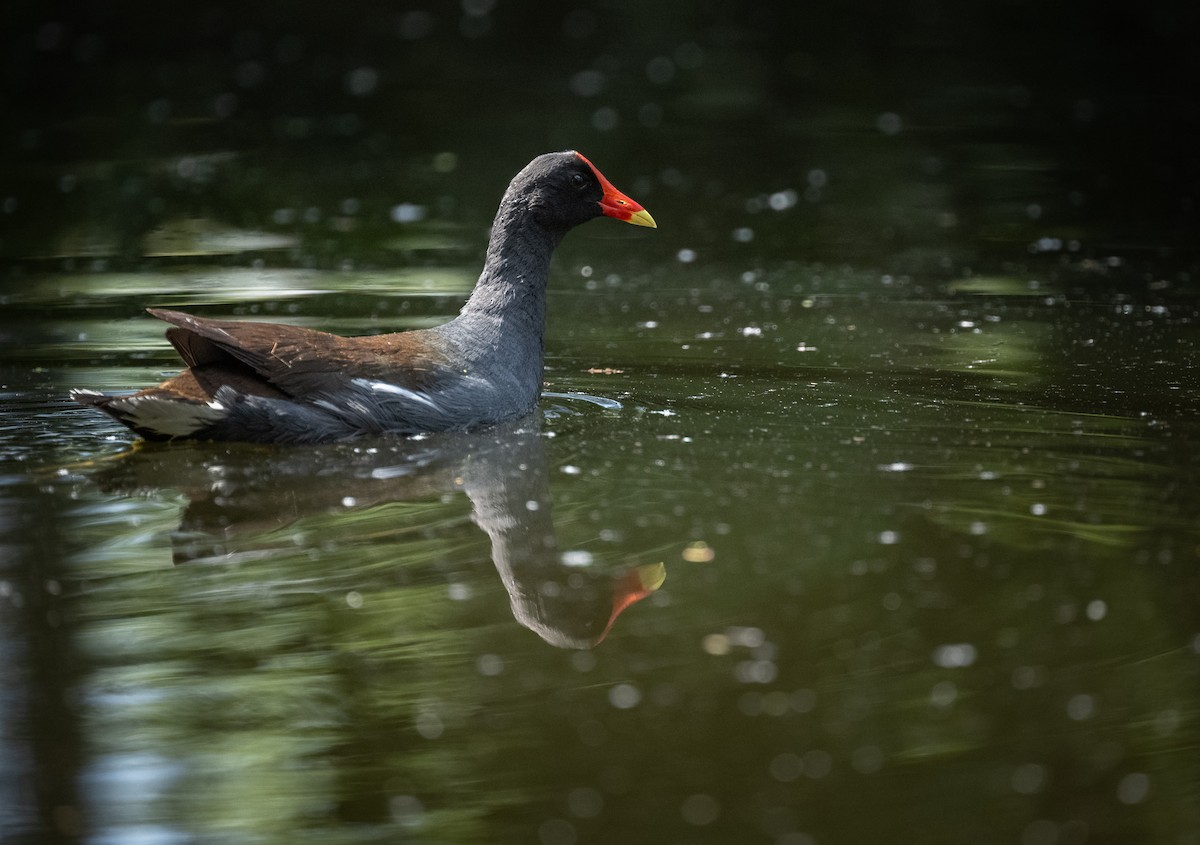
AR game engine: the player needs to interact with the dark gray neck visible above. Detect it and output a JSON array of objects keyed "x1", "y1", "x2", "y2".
[{"x1": 448, "y1": 199, "x2": 563, "y2": 368}]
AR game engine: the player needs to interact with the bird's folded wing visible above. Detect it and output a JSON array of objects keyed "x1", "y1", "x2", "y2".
[{"x1": 148, "y1": 308, "x2": 449, "y2": 399}]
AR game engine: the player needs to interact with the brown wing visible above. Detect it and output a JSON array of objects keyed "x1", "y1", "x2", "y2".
[{"x1": 148, "y1": 308, "x2": 454, "y2": 399}]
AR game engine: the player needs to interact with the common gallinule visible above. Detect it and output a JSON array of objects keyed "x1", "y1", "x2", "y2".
[{"x1": 72, "y1": 151, "x2": 655, "y2": 444}]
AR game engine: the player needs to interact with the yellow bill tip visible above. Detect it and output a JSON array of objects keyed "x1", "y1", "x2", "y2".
[{"x1": 626, "y1": 208, "x2": 657, "y2": 229}]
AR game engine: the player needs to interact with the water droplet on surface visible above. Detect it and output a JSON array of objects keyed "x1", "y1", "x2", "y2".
[
  {"x1": 735, "y1": 659, "x2": 778, "y2": 684},
  {"x1": 415, "y1": 710, "x2": 443, "y2": 739},
  {"x1": 1021, "y1": 819, "x2": 1058, "y2": 845},
  {"x1": 608, "y1": 683, "x2": 641, "y2": 709},
  {"x1": 1117, "y1": 772, "x2": 1150, "y2": 804},
  {"x1": 769, "y1": 752, "x2": 803, "y2": 782},
  {"x1": 1011, "y1": 763, "x2": 1046, "y2": 794},
  {"x1": 646, "y1": 56, "x2": 675, "y2": 84},
  {"x1": 569, "y1": 69, "x2": 605, "y2": 97},
  {"x1": 591, "y1": 107, "x2": 618, "y2": 131},
  {"x1": 538, "y1": 818, "x2": 576, "y2": 845},
  {"x1": 390, "y1": 203, "x2": 427, "y2": 223},
  {"x1": 561, "y1": 550, "x2": 593, "y2": 567},
  {"x1": 567, "y1": 787, "x2": 604, "y2": 818},
  {"x1": 768, "y1": 190, "x2": 797, "y2": 211},
  {"x1": 728, "y1": 626, "x2": 764, "y2": 647},
  {"x1": 390, "y1": 794, "x2": 425, "y2": 827},
  {"x1": 346, "y1": 66, "x2": 379, "y2": 96},
  {"x1": 932, "y1": 643, "x2": 977, "y2": 668},
  {"x1": 1011, "y1": 665, "x2": 1046, "y2": 689},
  {"x1": 851, "y1": 745, "x2": 884, "y2": 774},
  {"x1": 930, "y1": 680, "x2": 957, "y2": 709},
  {"x1": 1066, "y1": 694, "x2": 1095, "y2": 721},
  {"x1": 462, "y1": 0, "x2": 497, "y2": 17},
  {"x1": 702, "y1": 633, "x2": 730, "y2": 655},
  {"x1": 476, "y1": 653, "x2": 503, "y2": 676},
  {"x1": 213, "y1": 92, "x2": 237, "y2": 119},
  {"x1": 680, "y1": 793, "x2": 720, "y2": 826},
  {"x1": 877, "y1": 112, "x2": 903, "y2": 134}
]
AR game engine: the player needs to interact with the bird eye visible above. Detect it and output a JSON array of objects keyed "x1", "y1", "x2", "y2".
[{"x1": 571, "y1": 173, "x2": 587, "y2": 189}]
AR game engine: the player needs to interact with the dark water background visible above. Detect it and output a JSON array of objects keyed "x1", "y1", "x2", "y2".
[{"x1": 2, "y1": 3, "x2": 1200, "y2": 844}]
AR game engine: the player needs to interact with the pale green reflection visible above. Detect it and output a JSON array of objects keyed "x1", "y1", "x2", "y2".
[{"x1": 68, "y1": 418, "x2": 673, "y2": 841}]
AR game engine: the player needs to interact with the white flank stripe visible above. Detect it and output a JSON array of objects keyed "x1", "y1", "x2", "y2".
[{"x1": 351, "y1": 378, "x2": 442, "y2": 412}]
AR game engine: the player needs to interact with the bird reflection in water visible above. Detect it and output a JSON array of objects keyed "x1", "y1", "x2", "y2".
[{"x1": 86, "y1": 414, "x2": 665, "y2": 649}]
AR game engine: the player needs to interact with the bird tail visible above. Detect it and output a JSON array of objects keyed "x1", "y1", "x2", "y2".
[{"x1": 70, "y1": 388, "x2": 222, "y2": 440}]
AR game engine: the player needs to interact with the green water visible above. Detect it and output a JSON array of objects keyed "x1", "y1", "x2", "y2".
[{"x1": 3, "y1": 4, "x2": 1200, "y2": 844}]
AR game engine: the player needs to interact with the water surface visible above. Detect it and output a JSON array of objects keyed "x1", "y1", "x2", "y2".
[{"x1": 3, "y1": 5, "x2": 1200, "y2": 844}]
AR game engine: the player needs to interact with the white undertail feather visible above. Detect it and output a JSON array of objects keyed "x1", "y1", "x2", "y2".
[{"x1": 108, "y1": 395, "x2": 227, "y2": 437}]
